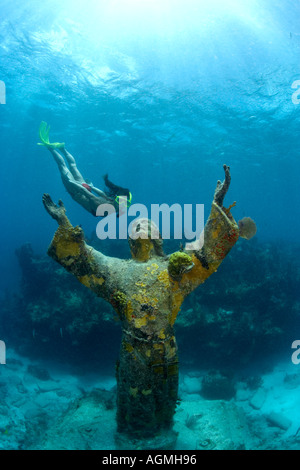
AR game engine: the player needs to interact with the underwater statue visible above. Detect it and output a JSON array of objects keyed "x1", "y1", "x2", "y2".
[{"x1": 42, "y1": 164, "x2": 255, "y2": 449}]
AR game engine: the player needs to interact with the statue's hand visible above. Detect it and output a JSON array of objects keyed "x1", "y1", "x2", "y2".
[
  {"x1": 42, "y1": 194, "x2": 68, "y2": 225},
  {"x1": 213, "y1": 164, "x2": 231, "y2": 207}
]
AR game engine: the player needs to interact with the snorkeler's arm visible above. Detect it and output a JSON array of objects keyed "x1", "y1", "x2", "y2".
[
  {"x1": 170, "y1": 165, "x2": 239, "y2": 295},
  {"x1": 42, "y1": 194, "x2": 119, "y2": 301}
]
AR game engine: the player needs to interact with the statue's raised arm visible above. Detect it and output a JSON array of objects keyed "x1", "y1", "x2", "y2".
[
  {"x1": 174, "y1": 164, "x2": 240, "y2": 297},
  {"x1": 42, "y1": 194, "x2": 121, "y2": 304}
]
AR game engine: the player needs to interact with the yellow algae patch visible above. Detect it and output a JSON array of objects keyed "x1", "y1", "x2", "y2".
[
  {"x1": 169, "y1": 290, "x2": 184, "y2": 325},
  {"x1": 124, "y1": 343, "x2": 134, "y2": 353},
  {"x1": 135, "y1": 281, "x2": 147, "y2": 288},
  {"x1": 56, "y1": 240, "x2": 80, "y2": 260},
  {"x1": 164, "y1": 341, "x2": 177, "y2": 360},
  {"x1": 125, "y1": 300, "x2": 134, "y2": 322},
  {"x1": 153, "y1": 343, "x2": 163, "y2": 352},
  {"x1": 145, "y1": 350, "x2": 151, "y2": 358},
  {"x1": 133, "y1": 313, "x2": 156, "y2": 329},
  {"x1": 147, "y1": 315, "x2": 156, "y2": 322},
  {"x1": 212, "y1": 226, "x2": 222, "y2": 239},
  {"x1": 142, "y1": 389, "x2": 152, "y2": 396},
  {"x1": 53, "y1": 226, "x2": 82, "y2": 260},
  {"x1": 181, "y1": 255, "x2": 215, "y2": 286},
  {"x1": 79, "y1": 275, "x2": 105, "y2": 289},
  {"x1": 134, "y1": 317, "x2": 148, "y2": 329},
  {"x1": 63, "y1": 257, "x2": 76, "y2": 267},
  {"x1": 129, "y1": 387, "x2": 139, "y2": 398},
  {"x1": 132, "y1": 292, "x2": 148, "y2": 304},
  {"x1": 158, "y1": 329, "x2": 166, "y2": 340},
  {"x1": 91, "y1": 275, "x2": 105, "y2": 286},
  {"x1": 132, "y1": 239, "x2": 154, "y2": 262},
  {"x1": 158, "y1": 269, "x2": 170, "y2": 288},
  {"x1": 132, "y1": 291, "x2": 158, "y2": 308},
  {"x1": 151, "y1": 263, "x2": 159, "y2": 269},
  {"x1": 79, "y1": 275, "x2": 91, "y2": 288}
]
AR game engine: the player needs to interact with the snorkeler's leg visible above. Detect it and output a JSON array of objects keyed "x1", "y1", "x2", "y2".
[
  {"x1": 60, "y1": 148, "x2": 85, "y2": 183},
  {"x1": 65, "y1": 179, "x2": 108, "y2": 216},
  {"x1": 61, "y1": 148, "x2": 109, "y2": 198},
  {"x1": 48, "y1": 148, "x2": 73, "y2": 180}
]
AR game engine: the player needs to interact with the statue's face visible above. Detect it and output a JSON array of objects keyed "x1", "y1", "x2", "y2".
[
  {"x1": 130, "y1": 237, "x2": 157, "y2": 262},
  {"x1": 128, "y1": 218, "x2": 162, "y2": 262}
]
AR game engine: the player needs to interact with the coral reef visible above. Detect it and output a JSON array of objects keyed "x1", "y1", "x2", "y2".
[
  {"x1": 176, "y1": 239, "x2": 300, "y2": 368},
  {"x1": 2, "y1": 239, "x2": 299, "y2": 369},
  {"x1": 0, "y1": 243, "x2": 117, "y2": 362},
  {"x1": 238, "y1": 217, "x2": 257, "y2": 240},
  {"x1": 168, "y1": 252, "x2": 194, "y2": 280}
]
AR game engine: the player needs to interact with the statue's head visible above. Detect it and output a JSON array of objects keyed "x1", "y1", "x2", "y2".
[{"x1": 128, "y1": 218, "x2": 164, "y2": 262}]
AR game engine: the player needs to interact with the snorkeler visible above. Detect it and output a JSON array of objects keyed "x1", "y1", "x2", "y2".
[{"x1": 38, "y1": 122, "x2": 132, "y2": 217}]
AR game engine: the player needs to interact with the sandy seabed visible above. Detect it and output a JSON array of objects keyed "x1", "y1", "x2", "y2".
[{"x1": 0, "y1": 349, "x2": 300, "y2": 450}]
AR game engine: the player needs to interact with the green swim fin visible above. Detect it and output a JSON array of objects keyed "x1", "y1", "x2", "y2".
[{"x1": 38, "y1": 121, "x2": 65, "y2": 149}]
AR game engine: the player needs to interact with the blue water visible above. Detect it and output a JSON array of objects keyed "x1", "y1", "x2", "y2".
[
  {"x1": 0, "y1": 0, "x2": 300, "y2": 450},
  {"x1": 1, "y1": 0, "x2": 300, "y2": 290}
]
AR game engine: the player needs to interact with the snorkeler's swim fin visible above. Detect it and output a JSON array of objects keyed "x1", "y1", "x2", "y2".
[{"x1": 38, "y1": 121, "x2": 65, "y2": 149}]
